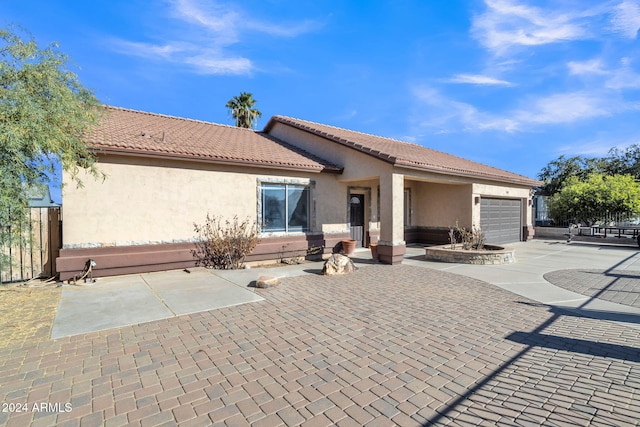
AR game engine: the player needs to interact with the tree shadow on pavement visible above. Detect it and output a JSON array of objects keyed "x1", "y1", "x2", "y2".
[{"x1": 422, "y1": 250, "x2": 640, "y2": 426}]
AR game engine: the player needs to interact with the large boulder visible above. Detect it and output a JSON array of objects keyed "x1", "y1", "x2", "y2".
[
  {"x1": 322, "y1": 254, "x2": 357, "y2": 275},
  {"x1": 255, "y1": 275, "x2": 280, "y2": 288}
]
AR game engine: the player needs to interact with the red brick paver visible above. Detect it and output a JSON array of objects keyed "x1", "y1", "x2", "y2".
[{"x1": 1, "y1": 265, "x2": 639, "y2": 426}]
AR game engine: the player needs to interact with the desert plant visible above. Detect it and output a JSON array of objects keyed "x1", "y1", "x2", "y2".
[
  {"x1": 449, "y1": 221, "x2": 484, "y2": 250},
  {"x1": 471, "y1": 225, "x2": 485, "y2": 250},
  {"x1": 192, "y1": 214, "x2": 259, "y2": 269},
  {"x1": 448, "y1": 227, "x2": 457, "y2": 250}
]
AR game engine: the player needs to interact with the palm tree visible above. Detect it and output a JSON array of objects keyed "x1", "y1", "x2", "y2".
[{"x1": 225, "y1": 92, "x2": 262, "y2": 129}]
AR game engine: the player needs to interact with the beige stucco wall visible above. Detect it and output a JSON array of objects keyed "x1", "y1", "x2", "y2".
[
  {"x1": 269, "y1": 122, "x2": 400, "y2": 239},
  {"x1": 378, "y1": 173, "x2": 405, "y2": 244},
  {"x1": 413, "y1": 182, "x2": 473, "y2": 228},
  {"x1": 62, "y1": 155, "x2": 347, "y2": 247},
  {"x1": 64, "y1": 125, "x2": 537, "y2": 249},
  {"x1": 269, "y1": 122, "x2": 537, "y2": 237},
  {"x1": 268, "y1": 123, "x2": 395, "y2": 182}
]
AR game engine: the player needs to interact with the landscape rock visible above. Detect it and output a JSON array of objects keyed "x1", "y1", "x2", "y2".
[
  {"x1": 281, "y1": 256, "x2": 305, "y2": 265},
  {"x1": 322, "y1": 253, "x2": 357, "y2": 275},
  {"x1": 255, "y1": 275, "x2": 280, "y2": 288}
]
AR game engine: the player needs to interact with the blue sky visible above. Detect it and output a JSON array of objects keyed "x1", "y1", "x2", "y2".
[{"x1": 3, "y1": 0, "x2": 640, "y2": 203}]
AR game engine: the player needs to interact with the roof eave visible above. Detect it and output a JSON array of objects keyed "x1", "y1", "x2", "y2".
[
  {"x1": 266, "y1": 117, "x2": 398, "y2": 165},
  {"x1": 93, "y1": 147, "x2": 343, "y2": 174},
  {"x1": 396, "y1": 161, "x2": 541, "y2": 187},
  {"x1": 268, "y1": 116, "x2": 542, "y2": 187}
]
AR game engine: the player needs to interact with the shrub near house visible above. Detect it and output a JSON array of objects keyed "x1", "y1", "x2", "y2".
[{"x1": 193, "y1": 215, "x2": 259, "y2": 270}]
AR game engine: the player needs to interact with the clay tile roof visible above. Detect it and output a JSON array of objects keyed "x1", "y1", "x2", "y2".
[
  {"x1": 266, "y1": 116, "x2": 541, "y2": 187},
  {"x1": 87, "y1": 106, "x2": 342, "y2": 174}
]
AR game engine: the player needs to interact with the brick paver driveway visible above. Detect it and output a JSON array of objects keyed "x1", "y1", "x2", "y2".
[
  {"x1": 545, "y1": 268, "x2": 640, "y2": 309},
  {"x1": 1, "y1": 264, "x2": 639, "y2": 426}
]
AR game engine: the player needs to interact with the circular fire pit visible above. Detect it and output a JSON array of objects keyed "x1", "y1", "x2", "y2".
[{"x1": 424, "y1": 244, "x2": 515, "y2": 265}]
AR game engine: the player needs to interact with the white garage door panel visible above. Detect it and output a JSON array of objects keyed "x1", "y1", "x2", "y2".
[{"x1": 480, "y1": 198, "x2": 522, "y2": 244}]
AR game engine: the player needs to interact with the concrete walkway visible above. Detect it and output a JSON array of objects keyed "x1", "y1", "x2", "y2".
[
  {"x1": 52, "y1": 262, "x2": 325, "y2": 339},
  {"x1": 401, "y1": 240, "x2": 640, "y2": 330},
  {"x1": 1, "y1": 239, "x2": 639, "y2": 426},
  {"x1": 52, "y1": 240, "x2": 640, "y2": 338}
]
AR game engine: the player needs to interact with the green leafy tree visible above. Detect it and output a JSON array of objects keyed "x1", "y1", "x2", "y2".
[
  {"x1": 603, "y1": 144, "x2": 640, "y2": 178},
  {"x1": 539, "y1": 145, "x2": 640, "y2": 195},
  {"x1": 548, "y1": 174, "x2": 640, "y2": 224},
  {"x1": 1, "y1": 27, "x2": 102, "y2": 247},
  {"x1": 225, "y1": 91, "x2": 262, "y2": 128},
  {"x1": 537, "y1": 155, "x2": 606, "y2": 195}
]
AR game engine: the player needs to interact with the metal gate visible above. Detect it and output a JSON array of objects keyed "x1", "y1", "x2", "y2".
[{"x1": 0, "y1": 207, "x2": 61, "y2": 283}]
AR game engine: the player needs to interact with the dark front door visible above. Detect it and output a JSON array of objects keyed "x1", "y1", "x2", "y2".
[{"x1": 349, "y1": 194, "x2": 365, "y2": 247}]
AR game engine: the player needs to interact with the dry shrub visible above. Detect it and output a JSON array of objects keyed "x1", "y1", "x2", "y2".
[
  {"x1": 193, "y1": 214, "x2": 259, "y2": 269},
  {"x1": 448, "y1": 221, "x2": 485, "y2": 250}
]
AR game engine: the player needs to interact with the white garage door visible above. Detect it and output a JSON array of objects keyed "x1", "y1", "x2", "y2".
[{"x1": 480, "y1": 198, "x2": 522, "y2": 244}]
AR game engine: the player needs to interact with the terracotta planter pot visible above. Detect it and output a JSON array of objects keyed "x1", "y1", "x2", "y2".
[
  {"x1": 369, "y1": 243, "x2": 379, "y2": 260},
  {"x1": 342, "y1": 239, "x2": 356, "y2": 255}
]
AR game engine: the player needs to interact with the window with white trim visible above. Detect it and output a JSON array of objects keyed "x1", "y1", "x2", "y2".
[{"x1": 261, "y1": 184, "x2": 310, "y2": 232}]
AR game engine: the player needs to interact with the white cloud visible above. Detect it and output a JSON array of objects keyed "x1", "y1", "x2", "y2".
[
  {"x1": 567, "y1": 59, "x2": 608, "y2": 75},
  {"x1": 606, "y1": 60, "x2": 640, "y2": 88},
  {"x1": 110, "y1": 0, "x2": 321, "y2": 75},
  {"x1": 171, "y1": 0, "x2": 238, "y2": 39},
  {"x1": 554, "y1": 141, "x2": 615, "y2": 156},
  {"x1": 555, "y1": 138, "x2": 640, "y2": 156},
  {"x1": 610, "y1": 0, "x2": 640, "y2": 39},
  {"x1": 567, "y1": 57, "x2": 640, "y2": 89},
  {"x1": 471, "y1": 0, "x2": 591, "y2": 55},
  {"x1": 171, "y1": 0, "x2": 320, "y2": 39},
  {"x1": 110, "y1": 40, "x2": 190, "y2": 60},
  {"x1": 412, "y1": 86, "x2": 519, "y2": 133},
  {"x1": 446, "y1": 73, "x2": 513, "y2": 86},
  {"x1": 471, "y1": 0, "x2": 639, "y2": 55},
  {"x1": 110, "y1": 39, "x2": 254, "y2": 75},
  {"x1": 607, "y1": 72, "x2": 640, "y2": 89},
  {"x1": 183, "y1": 53, "x2": 253, "y2": 75},
  {"x1": 244, "y1": 19, "x2": 324, "y2": 38},
  {"x1": 513, "y1": 92, "x2": 612, "y2": 125},
  {"x1": 411, "y1": 85, "x2": 639, "y2": 135}
]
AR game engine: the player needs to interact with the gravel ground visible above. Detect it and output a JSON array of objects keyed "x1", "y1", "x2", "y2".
[{"x1": 0, "y1": 282, "x2": 61, "y2": 349}]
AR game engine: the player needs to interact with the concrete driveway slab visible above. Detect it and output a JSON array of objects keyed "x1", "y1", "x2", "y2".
[
  {"x1": 143, "y1": 269, "x2": 263, "y2": 315},
  {"x1": 51, "y1": 268, "x2": 264, "y2": 338},
  {"x1": 51, "y1": 275, "x2": 171, "y2": 339}
]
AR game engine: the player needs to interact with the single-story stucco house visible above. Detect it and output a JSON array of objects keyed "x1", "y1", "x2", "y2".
[{"x1": 56, "y1": 106, "x2": 540, "y2": 280}]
